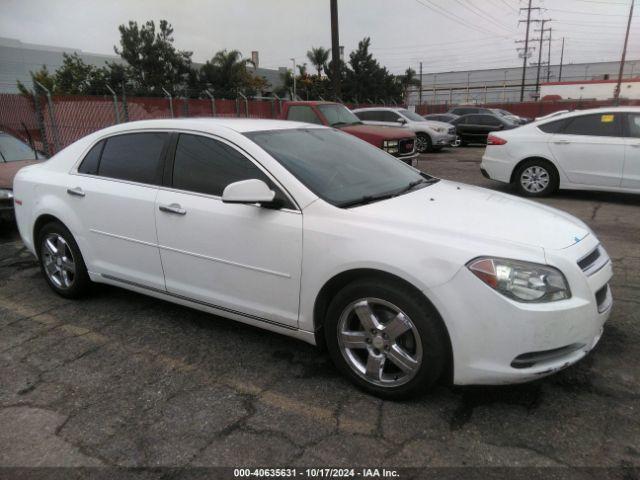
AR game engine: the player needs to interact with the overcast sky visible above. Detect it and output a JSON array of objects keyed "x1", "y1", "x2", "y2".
[{"x1": 1, "y1": 0, "x2": 638, "y2": 74}]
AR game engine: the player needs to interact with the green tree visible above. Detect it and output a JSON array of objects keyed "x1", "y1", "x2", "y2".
[
  {"x1": 17, "y1": 66, "x2": 56, "y2": 96},
  {"x1": 306, "y1": 47, "x2": 330, "y2": 77},
  {"x1": 399, "y1": 67, "x2": 420, "y2": 103},
  {"x1": 200, "y1": 49, "x2": 264, "y2": 98},
  {"x1": 114, "y1": 19, "x2": 194, "y2": 96},
  {"x1": 343, "y1": 37, "x2": 402, "y2": 103}
]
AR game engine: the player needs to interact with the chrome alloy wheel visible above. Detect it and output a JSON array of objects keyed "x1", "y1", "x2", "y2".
[
  {"x1": 416, "y1": 135, "x2": 429, "y2": 153},
  {"x1": 41, "y1": 233, "x2": 76, "y2": 289},
  {"x1": 520, "y1": 166, "x2": 550, "y2": 193},
  {"x1": 337, "y1": 298, "x2": 422, "y2": 387}
]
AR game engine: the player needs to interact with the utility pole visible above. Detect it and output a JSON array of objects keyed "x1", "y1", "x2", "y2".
[
  {"x1": 533, "y1": 20, "x2": 552, "y2": 99},
  {"x1": 559, "y1": 37, "x2": 565, "y2": 82},
  {"x1": 518, "y1": 0, "x2": 540, "y2": 102},
  {"x1": 546, "y1": 27, "x2": 553, "y2": 82},
  {"x1": 419, "y1": 61, "x2": 423, "y2": 106},
  {"x1": 330, "y1": 0, "x2": 341, "y2": 99},
  {"x1": 614, "y1": 0, "x2": 634, "y2": 102},
  {"x1": 290, "y1": 58, "x2": 297, "y2": 99}
]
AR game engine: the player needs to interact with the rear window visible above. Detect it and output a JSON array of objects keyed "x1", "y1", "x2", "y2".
[
  {"x1": 98, "y1": 133, "x2": 167, "y2": 185},
  {"x1": 562, "y1": 113, "x2": 622, "y2": 137},
  {"x1": 538, "y1": 119, "x2": 568, "y2": 134},
  {"x1": 78, "y1": 140, "x2": 104, "y2": 175}
]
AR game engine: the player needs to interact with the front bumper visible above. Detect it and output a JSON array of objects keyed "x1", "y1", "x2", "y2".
[
  {"x1": 429, "y1": 239, "x2": 613, "y2": 385},
  {"x1": 432, "y1": 132, "x2": 457, "y2": 146}
]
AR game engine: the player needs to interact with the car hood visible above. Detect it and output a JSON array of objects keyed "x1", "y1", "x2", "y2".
[
  {"x1": 340, "y1": 123, "x2": 414, "y2": 140},
  {"x1": 422, "y1": 120, "x2": 454, "y2": 130},
  {"x1": 352, "y1": 180, "x2": 590, "y2": 251},
  {"x1": 0, "y1": 160, "x2": 40, "y2": 189}
]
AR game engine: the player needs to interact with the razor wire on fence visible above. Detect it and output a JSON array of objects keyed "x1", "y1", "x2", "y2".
[{"x1": 1, "y1": 87, "x2": 639, "y2": 156}]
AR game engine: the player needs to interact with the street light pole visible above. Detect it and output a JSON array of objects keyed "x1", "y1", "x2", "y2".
[
  {"x1": 290, "y1": 58, "x2": 297, "y2": 100},
  {"x1": 330, "y1": 0, "x2": 341, "y2": 99}
]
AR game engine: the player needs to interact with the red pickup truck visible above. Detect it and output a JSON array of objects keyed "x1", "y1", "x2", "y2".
[{"x1": 281, "y1": 101, "x2": 418, "y2": 166}]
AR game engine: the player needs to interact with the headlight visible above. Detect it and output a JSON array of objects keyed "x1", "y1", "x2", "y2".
[
  {"x1": 382, "y1": 140, "x2": 399, "y2": 154},
  {"x1": 0, "y1": 189, "x2": 13, "y2": 200},
  {"x1": 432, "y1": 127, "x2": 446, "y2": 133},
  {"x1": 467, "y1": 257, "x2": 570, "y2": 302}
]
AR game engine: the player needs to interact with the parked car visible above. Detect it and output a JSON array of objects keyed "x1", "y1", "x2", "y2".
[
  {"x1": 451, "y1": 113, "x2": 518, "y2": 146},
  {"x1": 490, "y1": 108, "x2": 531, "y2": 125},
  {"x1": 423, "y1": 113, "x2": 459, "y2": 124},
  {"x1": 481, "y1": 107, "x2": 640, "y2": 197},
  {"x1": 282, "y1": 101, "x2": 418, "y2": 166},
  {"x1": 352, "y1": 107, "x2": 457, "y2": 153},
  {"x1": 14, "y1": 118, "x2": 613, "y2": 398},
  {"x1": 0, "y1": 131, "x2": 46, "y2": 221},
  {"x1": 447, "y1": 106, "x2": 493, "y2": 116}
]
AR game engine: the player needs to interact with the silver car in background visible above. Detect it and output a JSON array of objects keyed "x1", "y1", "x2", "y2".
[{"x1": 352, "y1": 107, "x2": 457, "y2": 153}]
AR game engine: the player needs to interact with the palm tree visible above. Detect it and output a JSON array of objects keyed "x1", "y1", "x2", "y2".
[
  {"x1": 306, "y1": 47, "x2": 330, "y2": 77},
  {"x1": 200, "y1": 49, "x2": 255, "y2": 98},
  {"x1": 399, "y1": 67, "x2": 421, "y2": 103}
]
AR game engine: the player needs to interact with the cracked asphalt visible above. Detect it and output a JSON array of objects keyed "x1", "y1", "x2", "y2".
[{"x1": 0, "y1": 146, "x2": 639, "y2": 470}]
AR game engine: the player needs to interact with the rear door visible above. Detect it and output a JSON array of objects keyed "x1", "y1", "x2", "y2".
[
  {"x1": 548, "y1": 112, "x2": 625, "y2": 187},
  {"x1": 71, "y1": 131, "x2": 169, "y2": 289},
  {"x1": 154, "y1": 133, "x2": 303, "y2": 328},
  {"x1": 622, "y1": 112, "x2": 640, "y2": 189}
]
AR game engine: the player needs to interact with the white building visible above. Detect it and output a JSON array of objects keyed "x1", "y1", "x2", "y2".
[{"x1": 539, "y1": 78, "x2": 640, "y2": 101}]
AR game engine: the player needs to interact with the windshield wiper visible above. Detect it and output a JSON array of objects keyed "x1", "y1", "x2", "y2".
[
  {"x1": 394, "y1": 177, "x2": 439, "y2": 196},
  {"x1": 338, "y1": 178, "x2": 439, "y2": 208}
]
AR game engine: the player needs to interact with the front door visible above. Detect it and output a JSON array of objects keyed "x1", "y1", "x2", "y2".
[
  {"x1": 154, "y1": 133, "x2": 303, "y2": 328},
  {"x1": 548, "y1": 112, "x2": 625, "y2": 187}
]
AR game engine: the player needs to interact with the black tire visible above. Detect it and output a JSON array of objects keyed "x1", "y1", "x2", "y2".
[
  {"x1": 324, "y1": 278, "x2": 449, "y2": 399},
  {"x1": 37, "y1": 221, "x2": 91, "y2": 298},
  {"x1": 513, "y1": 158, "x2": 559, "y2": 197},
  {"x1": 416, "y1": 133, "x2": 433, "y2": 153}
]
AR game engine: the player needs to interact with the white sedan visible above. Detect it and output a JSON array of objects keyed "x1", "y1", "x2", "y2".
[
  {"x1": 481, "y1": 107, "x2": 640, "y2": 196},
  {"x1": 13, "y1": 118, "x2": 612, "y2": 398}
]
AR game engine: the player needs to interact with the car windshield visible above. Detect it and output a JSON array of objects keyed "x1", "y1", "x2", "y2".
[
  {"x1": 317, "y1": 104, "x2": 362, "y2": 127},
  {"x1": 398, "y1": 109, "x2": 426, "y2": 122},
  {"x1": 0, "y1": 134, "x2": 40, "y2": 162},
  {"x1": 246, "y1": 128, "x2": 437, "y2": 208}
]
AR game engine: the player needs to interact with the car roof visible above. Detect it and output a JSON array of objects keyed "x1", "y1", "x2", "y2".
[
  {"x1": 86, "y1": 118, "x2": 322, "y2": 135},
  {"x1": 540, "y1": 106, "x2": 640, "y2": 119}
]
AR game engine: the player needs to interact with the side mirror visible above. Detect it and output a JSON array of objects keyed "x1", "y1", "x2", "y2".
[
  {"x1": 396, "y1": 118, "x2": 407, "y2": 124},
  {"x1": 222, "y1": 179, "x2": 277, "y2": 206}
]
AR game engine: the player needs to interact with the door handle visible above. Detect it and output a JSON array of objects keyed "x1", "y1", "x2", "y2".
[
  {"x1": 159, "y1": 203, "x2": 186, "y2": 215},
  {"x1": 66, "y1": 187, "x2": 85, "y2": 197},
  {"x1": 553, "y1": 140, "x2": 570, "y2": 145}
]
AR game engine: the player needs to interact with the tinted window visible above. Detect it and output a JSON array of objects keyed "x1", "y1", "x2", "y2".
[
  {"x1": 466, "y1": 115, "x2": 483, "y2": 124},
  {"x1": 173, "y1": 134, "x2": 273, "y2": 198},
  {"x1": 0, "y1": 134, "x2": 38, "y2": 162},
  {"x1": 99, "y1": 133, "x2": 167, "y2": 184},
  {"x1": 398, "y1": 109, "x2": 426, "y2": 122},
  {"x1": 382, "y1": 111, "x2": 401, "y2": 122},
  {"x1": 478, "y1": 115, "x2": 502, "y2": 126},
  {"x1": 286, "y1": 106, "x2": 322, "y2": 125},
  {"x1": 78, "y1": 140, "x2": 104, "y2": 175},
  {"x1": 627, "y1": 114, "x2": 640, "y2": 138},
  {"x1": 452, "y1": 108, "x2": 476, "y2": 115},
  {"x1": 354, "y1": 111, "x2": 373, "y2": 121},
  {"x1": 246, "y1": 128, "x2": 432, "y2": 207},
  {"x1": 563, "y1": 113, "x2": 622, "y2": 137},
  {"x1": 538, "y1": 118, "x2": 568, "y2": 133}
]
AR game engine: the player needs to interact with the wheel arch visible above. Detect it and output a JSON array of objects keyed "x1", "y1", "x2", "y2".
[
  {"x1": 312, "y1": 267, "x2": 454, "y2": 382},
  {"x1": 33, "y1": 214, "x2": 69, "y2": 259}
]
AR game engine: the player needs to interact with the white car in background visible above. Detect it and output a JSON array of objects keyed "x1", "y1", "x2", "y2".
[
  {"x1": 352, "y1": 107, "x2": 457, "y2": 153},
  {"x1": 13, "y1": 118, "x2": 612, "y2": 398},
  {"x1": 481, "y1": 107, "x2": 640, "y2": 196}
]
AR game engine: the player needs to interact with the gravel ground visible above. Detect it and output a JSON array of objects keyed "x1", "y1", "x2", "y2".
[{"x1": 0, "y1": 146, "x2": 639, "y2": 474}]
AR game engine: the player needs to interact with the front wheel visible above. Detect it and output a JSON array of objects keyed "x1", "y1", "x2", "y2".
[
  {"x1": 514, "y1": 159, "x2": 559, "y2": 197},
  {"x1": 416, "y1": 133, "x2": 433, "y2": 153},
  {"x1": 325, "y1": 279, "x2": 448, "y2": 399}
]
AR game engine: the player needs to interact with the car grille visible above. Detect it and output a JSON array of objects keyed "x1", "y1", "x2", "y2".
[
  {"x1": 577, "y1": 245, "x2": 609, "y2": 276},
  {"x1": 397, "y1": 138, "x2": 415, "y2": 156}
]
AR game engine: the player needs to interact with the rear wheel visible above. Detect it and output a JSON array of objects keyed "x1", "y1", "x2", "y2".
[
  {"x1": 37, "y1": 222, "x2": 90, "y2": 298},
  {"x1": 325, "y1": 279, "x2": 448, "y2": 399},
  {"x1": 514, "y1": 159, "x2": 559, "y2": 197}
]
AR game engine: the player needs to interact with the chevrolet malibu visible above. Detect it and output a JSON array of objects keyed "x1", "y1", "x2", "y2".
[{"x1": 13, "y1": 119, "x2": 613, "y2": 398}]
